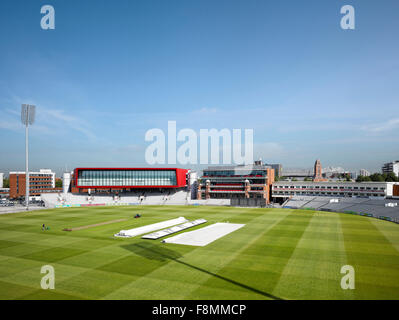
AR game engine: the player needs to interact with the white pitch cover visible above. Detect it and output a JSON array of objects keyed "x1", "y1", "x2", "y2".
[
  {"x1": 114, "y1": 217, "x2": 188, "y2": 238},
  {"x1": 162, "y1": 222, "x2": 245, "y2": 246},
  {"x1": 142, "y1": 219, "x2": 207, "y2": 239}
]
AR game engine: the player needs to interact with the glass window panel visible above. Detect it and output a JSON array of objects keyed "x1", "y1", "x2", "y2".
[{"x1": 77, "y1": 169, "x2": 180, "y2": 187}]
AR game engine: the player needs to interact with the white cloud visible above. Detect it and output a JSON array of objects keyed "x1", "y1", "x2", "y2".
[
  {"x1": 39, "y1": 107, "x2": 97, "y2": 141},
  {"x1": 364, "y1": 118, "x2": 399, "y2": 133},
  {"x1": 0, "y1": 119, "x2": 20, "y2": 131},
  {"x1": 193, "y1": 107, "x2": 219, "y2": 114},
  {"x1": 0, "y1": 110, "x2": 51, "y2": 134},
  {"x1": 5, "y1": 108, "x2": 20, "y2": 116},
  {"x1": 1, "y1": 95, "x2": 97, "y2": 141}
]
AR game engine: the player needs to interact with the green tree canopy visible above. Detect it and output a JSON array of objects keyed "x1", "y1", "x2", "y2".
[{"x1": 3, "y1": 178, "x2": 9, "y2": 188}]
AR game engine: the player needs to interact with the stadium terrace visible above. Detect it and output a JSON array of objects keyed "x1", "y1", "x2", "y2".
[{"x1": 32, "y1": 160, "x2": 399, "y2": 223}]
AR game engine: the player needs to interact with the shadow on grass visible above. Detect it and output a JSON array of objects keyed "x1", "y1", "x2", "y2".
[
  {"x1": 122, "y1": 242, "x2": 283, "y2": 300},
  {"x1": 122, "y1": 242, "x2": 182, "y2": 262}
]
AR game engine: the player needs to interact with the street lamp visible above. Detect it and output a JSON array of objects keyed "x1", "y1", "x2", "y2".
[{"x1": 21, "y1": 104, "x2": 36, "y2": 210}]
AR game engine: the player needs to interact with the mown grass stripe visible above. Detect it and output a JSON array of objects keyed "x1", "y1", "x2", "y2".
[
  {"x1": 189, "y1": 210, "x2": 313, "y2": 299},
  {"x1": 0, "y1": 206, "x2": 399, "y2": 300},
  {"x1": 340, "y1": 214, "x2": 399, "y2": 300},
  {"x1": 370, "y1": 218, "x2": 399, "y2": 253},
  {"x1": 272, "y1": 211, "x2": 353, "y2": 299},
  {"x1": 103, "y1": 207, "x2": 282, "y2": 299}
]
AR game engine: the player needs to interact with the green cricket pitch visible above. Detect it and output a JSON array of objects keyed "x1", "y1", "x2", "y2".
[{"x1": 0, "y1": 205, "x2": 398, "y2": 300}]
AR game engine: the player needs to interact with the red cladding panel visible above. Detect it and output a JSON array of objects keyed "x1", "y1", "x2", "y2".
[
  {"x1": 175, "y1": 168, "x2": 188, "y2": 187},
  {"x1": 74, "y1": 168, "x2": 188, "y2": 189}
]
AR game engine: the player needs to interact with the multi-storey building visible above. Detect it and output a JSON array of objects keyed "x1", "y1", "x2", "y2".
[
  {"x1": 256, "y1": 161, "x2": 282, "y2": 177},
  {"x1": 382, "y1": 161, "x2": 399, "y2": 177},
  {"x1": 9, "y1": 169, "x2": 59, "y2": 199},
  {"x1": 272, "y1": 181, "x2": 399, "y2": 200},
  {"x1": 359, "y1": 169, "x2": 370, "y2": 177},
  {"x1": 70, "y1": 168, "x2": 189, "y2": 194},
  {"x1": 0, "y1": 188, "x2": 9, "y2": 198},
  {"x1": 198, "y1": 162, "x2": 275, "y2": 204}
]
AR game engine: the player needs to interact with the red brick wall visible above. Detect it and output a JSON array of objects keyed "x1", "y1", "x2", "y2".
[
  {"x1": 9, "y1": 174, "x2": 21, "y2": 198},
  {"x1": 9, "y1": 173, "x2": 59, "y2": 199},
  {"x1": 393, "y1": 185, "x2": 399, "y2": 197}
]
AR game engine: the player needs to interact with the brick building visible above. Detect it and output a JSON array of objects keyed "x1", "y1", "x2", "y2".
[
  {"x1": 9, "y1": 169, "x2": 61, "y2": 199},
  {"x1": 198, "y1": 161, "x2": 275, "y2": 204},
  {"x1": 313, "y1": 159, "x2": 328, "y2": 182}
]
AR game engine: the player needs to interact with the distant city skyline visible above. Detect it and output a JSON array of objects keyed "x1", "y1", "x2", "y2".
[
  {"x1": 1, "y1": 1, "x2": 398, "y2": 176},
  {"x1": 0, "y1": 162, "x2": 391, "y2": 179}
]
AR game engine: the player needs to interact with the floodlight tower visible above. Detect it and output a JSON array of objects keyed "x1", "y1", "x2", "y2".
[{"x1": 21, "y1": 104, "x2": 36, "y2": 210}]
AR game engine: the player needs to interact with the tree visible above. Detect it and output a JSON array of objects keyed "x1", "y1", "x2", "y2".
[
  {"x1": 344, "y1": 173, "x2": 351, "y2": 181},
  {"x1": 386, "y1": 172, "x2": 398, "y2": 182},
  {"x1": 357, "y1": 172, "x2": 398, "y2": 182},
  {"x1": 55, "y1": 179, "x2": 63, "y2": 188},
  {"x1": 357, "y1": 175, "x2": 371, "y2": 182},
  {"x1": 370, "y1": 173, "x2": 384, "y2": 182},
  {"x1": 3, "y1": 178, "x2": 9, "y2": 188}
]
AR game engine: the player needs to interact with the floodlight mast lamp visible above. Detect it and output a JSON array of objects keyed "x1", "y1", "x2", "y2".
[{"x1": 21, "y1": 104, "x2": 36, "y2": 210}]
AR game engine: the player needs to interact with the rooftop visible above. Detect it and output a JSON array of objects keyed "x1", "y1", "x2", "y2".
[
  {"x1": 274, "y1": 181, "x2": 398, "y2": 185},
  {"x1": 204, "y1": 164, "x2": 272, "y2": 171}
]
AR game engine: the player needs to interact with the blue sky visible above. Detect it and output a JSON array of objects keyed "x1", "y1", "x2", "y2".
[{"x1": 0, "y1": 0, "x2": 398, "y2": 176}]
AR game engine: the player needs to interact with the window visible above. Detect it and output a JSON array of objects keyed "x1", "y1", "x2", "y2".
[{"x1": 77, "y1": 169, "x2": 177, "y2": 187}]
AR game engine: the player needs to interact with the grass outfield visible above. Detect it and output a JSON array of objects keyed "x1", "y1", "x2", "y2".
[{"x1": 0, "y1": 205, "x2": 398, "y2": 300}]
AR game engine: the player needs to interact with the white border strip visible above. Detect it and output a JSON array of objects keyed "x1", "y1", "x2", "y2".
[{"x1": 162, "y1": 222, "x2": 245, "y2": 246}]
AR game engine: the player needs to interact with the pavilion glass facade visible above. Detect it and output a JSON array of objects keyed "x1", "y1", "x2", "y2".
[{"x1": 76, "y1": 169, "x2": 177, "y2": 187}]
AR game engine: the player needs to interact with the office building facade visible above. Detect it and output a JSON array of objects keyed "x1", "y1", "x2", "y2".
[
  {"x1": 9, "y1": 169, "x2": 59, "y2": 199},
  {"x1": 198, "y1": 162, "x2": 275, "y2": 204}
]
